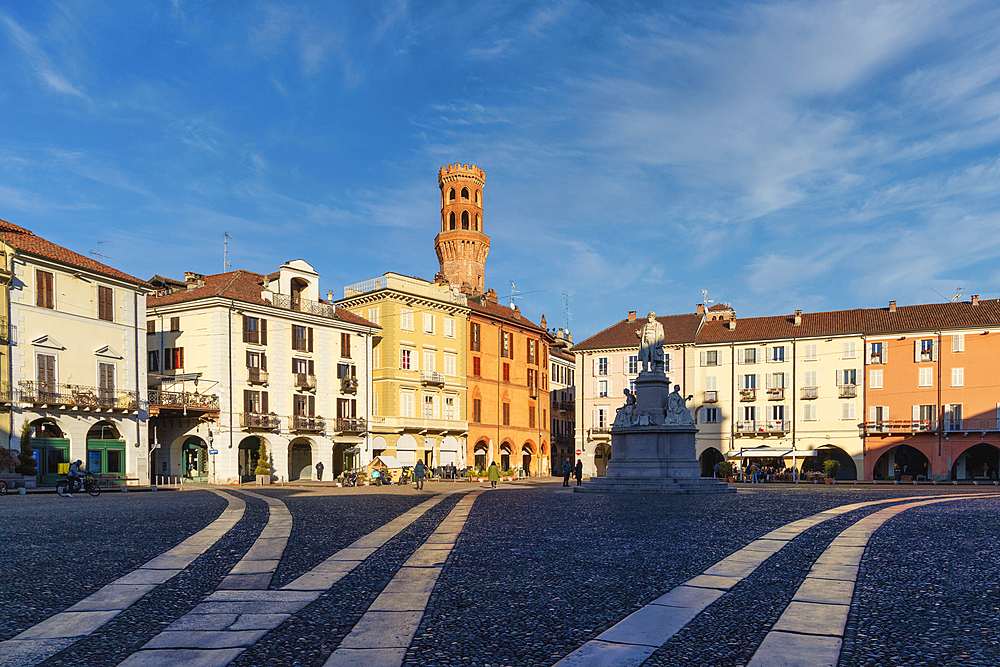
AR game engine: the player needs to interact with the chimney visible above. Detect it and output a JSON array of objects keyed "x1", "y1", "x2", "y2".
[
  {"x1": 184, "y1": 272, "x2": 205, "y2": 289},
  {"x1": 726, "y1": 319, "x2": 737, "y2": 331},
  {"x1": 793, "y1": 309, "x2": 802, "y2": 326},
  {"x1": 327, "y1": 290, "x2": 334, "y2": 302},
  {"x1": 567, "y1": 332, "x2": 572, "y2": 344},
  {"x1": 972, "y1": 294, "x2": 980, "y2": 306},
  {"x1": 889, "y1": 300, "x2": 897, "y2": 313},
  {"x1": 540, "y1": 314, "x2": 547, "y2": 329},
  {"x1": 696, "y1": 304, "x2": 705, "y2": 316},
  {"x1": 628, "y1": 311, "x2": 637, "y2": 322}
]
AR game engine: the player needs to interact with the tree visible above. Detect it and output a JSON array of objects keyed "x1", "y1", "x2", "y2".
[
  {"x1": 14, "y1": 423, "x2": 37, "y2": 476},
  {"x1": 823, "y1": 459, "x2": 841, "y2": 479},
  {"x1": 0, "y1": 447, "x2": 17, "y2": 471},
  {"x1": 253, "y1": 439, "x2": 270, "y2": 477}
]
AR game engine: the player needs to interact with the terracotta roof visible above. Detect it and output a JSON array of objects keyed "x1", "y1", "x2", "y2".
[
  {"x1": 148, "y1": 270, "x2": 378, "y2": 328},
  {"x1": 695, "y1": 299, "x2": 1000, "y2": 344},
  {"x1": 574, "y1": 313, "x2": 703, "y2": 351},
  {"x1": 550, "y1": 346, "x2": 575, "y2": 362},
  {"x1": 708, "y1": 303, "x2": 732, "y2": 311},
  {"x1": 0, "y1": 218, "x2": 150, "y2": 288},
  {"x1": 468, "y1": 298, "x2": 546, "y2": 333}
]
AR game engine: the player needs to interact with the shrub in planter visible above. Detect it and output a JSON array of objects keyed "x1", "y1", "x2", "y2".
[
  {"x1": 0, "y1": 446, "x2": 17, "y2": 472},
  {"x1": 15, "y1": 423, "x2": 37, "y2": 477},
  {"x1": 254, "y1": 440, "x2": 271, "y2": 483},
  {"x1": 823, "y1": 459, "x2": 841, "y2": 479},
  {"x1": 717, "y1": 461, "x2": 733, "y2": 479}
]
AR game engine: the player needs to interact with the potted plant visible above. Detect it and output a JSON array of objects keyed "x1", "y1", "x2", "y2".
[
  {"x1": 718, "y1": 461, "x2": 734, "y2": 482},
  {"x1": 15, "y1": 423, "x2": 37, "y2": 488},
  {"x1": 254, "y1": 440, "x2": 272, "y2": 485},
  {"x1": 0, "y1": 446, "x2": 18, "y2": 489},
  {"x1": 823, "y1": 459, "x2": 840, "y2": 484}
]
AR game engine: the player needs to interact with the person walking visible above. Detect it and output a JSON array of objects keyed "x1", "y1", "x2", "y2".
[
  {"x1": 413, "y1": 460, "x2": 426, "y2": 490},
  {"x1": 574, "y1": 459, "x2": 583, "y2": 486},
  {"x1": 562, "y1": 458, "x2": 572, "y2": 487},
  {"x1": 315, "y1": 461, "x2": 324, "y2": 481},
  {"x1": 487, "y1": 461, "x2": 501, "y2": 489}
]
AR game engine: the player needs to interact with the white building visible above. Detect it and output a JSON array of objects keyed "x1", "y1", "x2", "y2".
[{"x1": 146, "y1": 261, "x2": 379, "y2": 483}]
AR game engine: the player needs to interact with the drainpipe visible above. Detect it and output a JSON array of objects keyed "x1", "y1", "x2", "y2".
[
  {"x1": 7, "y1": 267, "x2": 13, "y2": 450},
  {"x1": 937, "y1": 330, "x2": 942, "y2": 465},
  {"x1": 134, "y1": 291, "x2": 141, "y2": 480},
  {"x1": 229, "y1": 301, "x2": 234, "y2": 454}
]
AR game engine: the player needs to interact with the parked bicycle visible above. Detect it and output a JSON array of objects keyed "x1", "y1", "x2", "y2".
[
  {"x1": 0, "y1": 479, "x2": 8, "y2": 495},
  {"x1": 57, "y1": 473, "x2": 101, "y2": 497}
]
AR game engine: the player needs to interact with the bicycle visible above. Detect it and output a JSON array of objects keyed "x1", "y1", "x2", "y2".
[
  {"x1": 57, "y1": 473, "x2": 101, "y2": 497},
  {"x1": 0, "y1": 480, "x2": 8, "y2": 495}
]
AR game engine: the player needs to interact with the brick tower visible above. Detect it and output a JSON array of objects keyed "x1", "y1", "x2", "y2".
[{"x1": 435, "y1": 163, "x2": 489, "y2": 295}]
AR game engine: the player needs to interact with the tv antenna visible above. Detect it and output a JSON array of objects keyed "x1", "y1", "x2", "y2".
[
  {"x1": 701, "y1": 289, "x2": 714, "y2": 307},
  {"x1": 89, "y1": 241, "x2": 112, "y2": 262},
  {"x1": 223, "y1": 233, "x2": 232, "y2": 271},
  {"x1": 562, "y1": 291, "x2": 572, "y2": 330},
  {"x1": 952, "y1": 286, "x2": 965, "y2": 302},
  {"x1": 509, "y1": 282, "x2": 519, "y2": 308}
]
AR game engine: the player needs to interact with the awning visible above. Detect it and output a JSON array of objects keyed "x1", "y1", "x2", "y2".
[
  {"x1": 728, "y1": 447, "x2": 819, "y2": 458},
  {"x1": 368, "y1": 455, "x2": 402, "y2": 469}
]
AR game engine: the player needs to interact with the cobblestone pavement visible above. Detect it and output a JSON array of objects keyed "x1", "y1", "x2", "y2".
[{"x1": 0, "y1": 481, "x2": 997, "y2": 667}]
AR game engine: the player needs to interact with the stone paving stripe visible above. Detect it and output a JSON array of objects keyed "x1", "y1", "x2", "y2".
[
  {"x1": 324, "y1": 491, "x2": 483, "y2": 667},
  {"x1": 227, "y1": 614, "x2": 291, "y2": 631},
  {"x1": 190, "y1": 600, "x2": 315, "y2": 615},
  {"x1": 221, "y1": 490, "x2": 292, "y2": 591},
  {"x1": 206, "y1": 590, "x2": 318, "y2": 602},
  {"x1": 0, "y1": 490, "x2": 244, "y2": 667},
  {"x1": 228, "y1": 558, "x2": 281, "y2": 574},
  {"x1": 650, "y1": 585, "x2": 724, "y2": 609},
  {"x1": 143, "y1": 630, "x2": 269, "y2": 649},
  {"x1": 552, "y1": 494, "x2": 983, "y2": 667},
  {"x1": 167, "y1": 614, "x2": 240, "y2": 632},
  {"x1": 596, "y1": 604, "x2": 702, "y2": 646},
  {"x1": 216, "y1": 574, "x2": 276, "y2": 590},
  {"x1": 117, "y1": 647, "x2": 245, "y2": 667},
  {"x1": 552, "y1": 640, "x2": 657, "y2": 667},
  {"x1": 746, "y1": 494, "x2": 1000, "y2": 667}
]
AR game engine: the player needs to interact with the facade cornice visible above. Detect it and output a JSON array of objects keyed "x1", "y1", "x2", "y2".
[{"x1": 147, "y1": 296, "x2": 378, "y2": 334}]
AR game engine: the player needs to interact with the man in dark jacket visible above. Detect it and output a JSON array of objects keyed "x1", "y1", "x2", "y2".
[
  {"x1": 574, "y1": 459, "x2": 584, "y2": 486},
  {"x1": 413, "y1": 460, "x2": 426, "y2": 490},
  {"x1": 561, "y1": 458, "x2": 572, "y2": 487}
]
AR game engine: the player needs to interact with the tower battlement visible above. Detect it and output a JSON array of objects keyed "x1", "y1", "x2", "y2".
[
  {"x1": 438, "y1": 163, "x2": 486, "y2": 187},
  {"x1": 435, "y1": 163, "x2": 489, "y2": 296}
]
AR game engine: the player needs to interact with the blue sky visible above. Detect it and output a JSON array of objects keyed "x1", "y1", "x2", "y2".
[{"x1": 2, "y1": 0, "x2": 1000, "y2": 339}]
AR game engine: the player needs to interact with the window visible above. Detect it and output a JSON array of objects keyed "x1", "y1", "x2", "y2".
[
  {"x1": 769, "y1": 404, "x2": 784, "y2": 423},
  {"x1": 664, "y1": 353, "x2": 671, "y2": 372},
  {"x1": 742, "y1": 406, "x2": 757, "y2": 423},
  {"x1": 803, "y1": 370, "x2": 817, "y2": 387},
  {"x1": 423, "y1": 351, "x2": 435, "y2": 372},
  {"x1": 841, "y1": 402, "x2": 856, "y2": 420},
  {"x1": 501, "y1": 332, "x2": 511, "y2": 358},
  {"x1": 628, "y1": 356, "x2": 638, "y2": 374},
  {"x1": 470, "y1": 323, "x2": 480, "y2": 351},
  {"x1": 423, "y1": 313, "x2": 435, "y2": 334},
  {"x1": 803, "y1": 404, "x2": 817, "y2": 421},
  {"x1": 336, "y1": 363, "x2": 355, "y2": 379},
  {"x1": 401, "y1": 309, "x2": 414, "y2": 331},
  {"x1": 952, "y1": 333, "x2": 965, "y2": 352},
  {"x1": 473, "y1": 398, "x2": 482, "y2": 422},
  {"x1": 597, "y1": 380, "x2": 608, "y2": 397},
  {"x1": 164, "y1": 347, "x2": 184, "y2": 370},
  {"x1": 742, "y1": 374, "x2": 757, "y2": 389},
  {"x1": 423, "y1": 395, "x2": 435, "y2": 418},
  {"x1": 700, "y1": 350, "x2": 720, "y2": 367},
  {"x1": 870, "y1": 406, "x2": 887, "y2": 423},
  {"x1": 843, "y1": 341, "x2": 856, "y2": 359},
  {"x1": 449, "y1": 188, "x2": 455, "y2": 201},
  {"x1": 292, "y1": 357, "x2": 312, "y2": 376},
  {"x1": 837, "y1": 369, "x2": 857, "y2": 385},
  {"x1": 367, "y1": 307, "x2": 380, "y2": 325},
  {"x1": 595, "y1": 408, "x2": 607, "y2": 428},
  {"x1": 739, "y1": 348, "x2": 757, "y2": 364},
  {"x1": 444, "y1": 317, "x2": 455, "y2": 338},
  {"x1": 170, "y1": 317, "x2": 180, "y2": 332},
  {"x1": 597, "y1": 357, "x2": 608, "y2": 375},
  {"x1": 706, "y1": 376, "x2": 718, "y2": 391},
  {"x1": 243, "y1": 316, "x2": 267, "y2": 345},
  {"x1": 528, "y1": 405, "x2": 536, "y2": 428},
  {"x1": 337, "y1": 398, "x2": 357, "y2": 419},
  {"x1": 400, "y1": 349, "x2": 414, "y2": 370},
  {"x1": 951, "y1": 367, "x2": 964, "y2": 387},
  {"x1": 803, "y1": 344, "x2": 818, "y2": 361},
  {"x1": 148, "y1": 350, "x2": 159, "y2": 373},
  {"x1": 503, "y1": 363, "x2": 510, "y2": 382},
  {"x1": 461, "y1": 187, "x2": 469, "y2": 200},
  {"x1": 36, "y1": 270, "x2": 54, "y2": 309},
  {"x1": 502, "y1": 402, "x2": 510, "y2": 426},
  {"x1": 244, "y1": 390, "x2": 266, "y2": 414},
  {"x1": 629, "y1": 379, "x2": 636, "y2": 393},
  {"x1": 248, "y1": 351, "x2": 267, "y2": 373},
  {"x1": 341, "y1": 332, "x2": 352, "y2": 358},
  {"x1": 918, "y1": 367, "x2": 933, "y2": 387},
  {"x1": 702, "y1": 407, "x2": 720, "y2": 423},
  {"x1": 473, "y1": 356, "x2": 481, "y2": 376},
  {"x1": 292, "y1": 326, "x2": 313, "y2": 352},
  {"x1": 769, "y1": 372, "x2": 785, "y2": 389},
  {"x1": 461, "y1": 210, "x2": 470, "y2": 230},
  {"x1": 770, "y1": 346, "x2": 785, "y2": 363},
  {"x1": 915, "y1": 338, "x2": 936, "y2": 362},
  {"x1": 528, "y1": 340, "x2": 536, "y2": 364},
  {"x1": 147, "y1": 320, "x2": 155, "y2": 334},
  {"x1": 527, "y1": 368, "x2": 536, "y2": 389},
  {"x1": 401, "y1": 392, "x2": 415, "y2": 418},
  {"x1": 946, "y1": 404, "x2": 963, "y2": 430},
  {"x1": 445, "y1": 354, "x2": 456, "y2": 376},
  {"x1": 37, "y1": 353, "x2": 56, "y2": 392},
  {"x1": 866, "y1": 369, "x2": 882, "y2": 389},
  {"x1": 445, "y1": 397, "x2": 456, "y2": 420},
  {"x1": 98, "y1": 286, "x2": 114, "y2": 321}
]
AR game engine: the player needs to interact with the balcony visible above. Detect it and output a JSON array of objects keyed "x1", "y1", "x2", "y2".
[
  {"x1": 947, "y1": 417, "x2": 1000, "y2": 432},
  {"x1": 343, "y1": 274, "x2": 468, "y2": 305},
  {"x1": 241, "y1": 412, "x2": 281, "y2": 430},
  {"x1": 340, "y1": 376, "x2": 359, "y2": 394},
  {"x1": 766, "y1": 420, "x2": 790, "y2": 433},
  {"x1": 148, "y1": 390, "x2": 220, "y2": 414},
  {"x1": 528, "y1": 385, "x2": 539, "y2": 398},
  {"x1": 291, "y1": 415, "x2": 325, "y2": 432},
  {"x1": 801, "y1": 386, "x2": 819, "y2": 400},
  {"x1": 870, "y1": 353, "x2": 884, "y2": 365},
  {"x1": 553, "y1": 400, "x2": 575, "y2": 412},
  {"x1": 740, "y1": 388, "x2": 756, "y2": 402},
  {"x1": 736, "y1": 420, "x2": 788, "y2": 435},
  {"x1": 736, "y1": 420, "x2": 760, "y2": 433},
  {"x1": 704, "y1": 390, "x2": 718, "y2": 404},
  {"x1": 589, "y1": 427, "x2": 611, "y2": 438},
  {"x1": 271, "y1": 292, "x2": 339, "y2": 318},
  {"x1": 369, "y1": 415, "x2": 465, "y2": 434},
  {"x1": 294, "y1": 374, "x2": 317, "y2": 390},
  {"x1": 336, "y1": 417, "x2": 367, "y2": 434},
  {"x1": 19, "y1": 381, "x2": 140, "y2": 411},
  {"x1": 839, "y1": 385, "x2": 857, "y2": 398},
  {"x1": 862, "y1": 419, "x2": 938, "y2": 436},
  {"x1": 553, "y1": 433, "x2": 574, "y2": 446},
  {"x1": 767, "y1": 388, "x2": 785, "y2": 401},
  {"x1": 420, "y1": 371, "x2": 446, "y2": 386},
  {"x1": 247, "y1": 368, "x2": 269, "y2": 385},
  {"x1": 918, "y1": 350, "x2": 933, "y2": 362}
]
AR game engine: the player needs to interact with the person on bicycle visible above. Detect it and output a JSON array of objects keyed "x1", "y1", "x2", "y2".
[{"x1": 66, "y1": 459, "x2": 85, "y2": 497}]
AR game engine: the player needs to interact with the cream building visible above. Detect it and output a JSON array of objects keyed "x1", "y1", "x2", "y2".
[
  {"x1": 338, "y1": 273, "x2": 469, "y2": 470},
  {"x1": 146, "y1": 261, "x2": 378, "y2": 484},
  {"x1": 0, "y1": 219, "x2": 150, "y2": 487},
  {"x1": 549, "y1": 328, "x2": 576, "y2": 474}
]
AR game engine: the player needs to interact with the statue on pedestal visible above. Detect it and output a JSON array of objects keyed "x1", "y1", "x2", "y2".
[
  {"x1": 665, "y1": 385, "x2": 694, "y2": 425},
  {"x1": 635, "y1": 312, "x2": 665, "y2": 373},
  {"x1": 613, "y1": 388, "x2": 637, "y2": 427}
]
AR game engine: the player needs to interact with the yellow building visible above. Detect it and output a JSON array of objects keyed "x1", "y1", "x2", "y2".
[{"x1": 339, "y1": 273, "x2": 469, "y2": 469}]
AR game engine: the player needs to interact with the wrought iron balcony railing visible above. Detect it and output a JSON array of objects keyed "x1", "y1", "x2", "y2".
[
  {"x1": 704, "y1": 390, "x2": 718, "y2": 403},
  {"x1": 247, "y1": 368, "x2": 269, "y2": 384},
  {"x1": 340, "y1": 377, "x2": 358, "y2": 394},
  {"x1": 294, "y1": 373, "x2": 317, "y2": 390},
  {"x1": 553, "y1": 400, "x2": 575, "y2": 412},
  {"x1": 740, "y1": 388, "x2": 756, "y2": 401},
  {"x1": 839, "y1": 385, "x2": 857, "y2": 398},
  {"x1": 271, "y1": 292, "x2": 339, "y2": 318},
  {"x1": 420, "y1": 371, "x2": 446, "y2": 385},
  {"x1": 19, "y1": 381, "x2": 140, "y2": 410},
  {"x1": 336, "y1": 417, "x2": 366, "y2": 433},
  {"x1": 767, "y1": 388, "x2": 785, "y2": 401},
  {"x1": 292, "y1": 415, "x2": 325, "y2": 432},
  {"x1": 147, "y1": 389, "x2": 219, "y2": 411},
  {"x1": 801, "y1": 386, "x2": 819, "y2": 400},
  {"x1": 241, "y1": 412, "x2": 281, "y2": 429}
]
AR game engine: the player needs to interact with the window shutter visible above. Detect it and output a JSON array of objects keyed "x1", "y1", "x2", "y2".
[
  {"x1": 756, "y1": 374, "x2": 762, "y2": 390},
  {"x1": 700, "y1": 351, "x2": 707, "y2": 367},
  {"x1": 178, "y1": 348, "x2": 184, "y2": 368},
  {"x1": 914, "y1": 340, "x2": 920, "y2": 362},
  {"x1": 865, "y1": 343, "x2": 872, "y2": 365},
  {"x1": 242, "y1": 315, "x2": 249, "y2": 343},
  {"x1": 882, "y1": 345, "x2": 887, "y2": 364},
  {"x1": 836, "y1": 369, "x2": 843, "y2": 386},
  {"x1": 931, "y1": 339, "x2": 938, "y2": 361},
  {"x1": 308, "y1": 395, "x2": 315, "y2": 416},
  {"x1": 262, "y1": 391, "x2": 269, "y2": 413},
  {"x1": 593, "y1": 358, "x2": 598, "y2": 374},
  {"x1": 737, "y1": 348, "x2": 744, "y2": 364},
  {"x1": 869, "y1": 406, "x2": 877, "y2": 422},
  {"x1": 37, "y1": 355, "x2": 46, "y2": 384},
  {"x1": 765, "y1": 373, "x2": 772, "y2": 389},
  {"x1": 261, "y1": 353, "x2": 267, "y2": 371},
  {"x1": 260, "y1": 319, "x2": 267, "y2": 345},
  {"x1": 912, "y1": 405, "x2": 920, "y2": 421},
  {"x1": 308, "y1": 359, "x2": 314, "y2": 375},
  {"x1": 307, "y1": 327, "x2": 314, "y2": 353}
]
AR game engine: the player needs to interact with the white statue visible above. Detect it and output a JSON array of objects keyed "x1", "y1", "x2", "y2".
[
  {"x1": 665, "y1": 384, "x2": 694, "y2": 425},
  {"x1": 635, "y1": 312, "x2": 665, "y2": 373}
]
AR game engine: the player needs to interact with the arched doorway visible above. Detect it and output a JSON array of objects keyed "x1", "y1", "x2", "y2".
[
  {"x1": 522, "y1": 443, "x2": 533, "y2": 475},
  {"x1": 238, "y1": 436, "x2": 263, "y2": 483},
  {"x1": 288, "y1": 438, "x2": 313, "y2": 481},
  {"x1": 699, "y1": 447, "x2": 725, "y2": 478},
  {"x1": 952, "y1": 443, "x2": 1000, "y2": 480},
  {"x1": 800, "y1": 445, "x2": 857, "y2": 481},
  {"x1": 474, "y1": 441, "x2": 488, "y2": 471},
  {"x1": 290, "y1": 277, "x2": 309, "y2": 311},
  {"x1": 594, "y1": 443, "x2": 611, "y2": 477},
  {"x1": 86, "y1": 421, "x2": 125, "y2": 479},
  {"x1": 182, "y1": 436, "x2": 208, "y2": 481},
  {"x1": 500, "y1": 443, "x2": 512, "y2": 472},
  {"x1": 873, "y1": 444, "x2": 930, "y2": 481},
  {"x1": 29, "y1": 418, "x2": 69, "y2": 487}
]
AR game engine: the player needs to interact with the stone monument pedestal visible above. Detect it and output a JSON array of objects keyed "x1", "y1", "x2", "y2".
[{"x1": 575, "y1": 370, "x2": 734, "y2": 495}]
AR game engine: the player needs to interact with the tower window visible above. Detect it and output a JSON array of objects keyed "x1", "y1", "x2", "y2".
[
  {"x1": 449, "y1": 212, "x2": 456, "y2": 230},
  {"x1": 449, "y1": 188, "x2": 456, "y2": 201},
  {"x1": 476, "y1": 190, "x2": 480, "y2": 204},
  {"x1": 461, "y1": 187, "x2": 469, "y2": 200},
  {"x1": 462, "y1": 211, "x2": 469, "y2": 230},
  {"x1": 476, "y1": 214, "x2": 480, "y2": 231}
]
